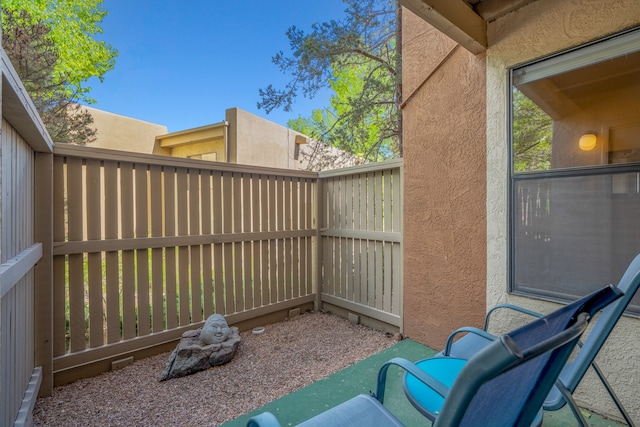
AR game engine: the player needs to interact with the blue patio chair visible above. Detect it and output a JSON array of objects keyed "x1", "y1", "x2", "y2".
[
  {"x1": 407, "y1": 254, "x2": 640, "y2": 427},
  {"x1": 246, "y1": 285, "x2": 621, "y2": 427}
]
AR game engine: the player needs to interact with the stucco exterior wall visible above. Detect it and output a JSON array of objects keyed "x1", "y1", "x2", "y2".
[
  {"x1": 402, "y1": 11, "x2": 486, "y2": 348},
  {"x1": 84, "y1": 106, "x2": 167, "y2": 154},
  {"x1": 227, "y1": 108, "x2": 306, "y2": 170},
  {"x1": 485, "y1": 0, "x2": 640, "y2": 420}
]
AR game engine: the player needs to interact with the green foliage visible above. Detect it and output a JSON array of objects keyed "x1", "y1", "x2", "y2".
[
  {"x1": 2, "y1": 0, "x2": 117, "y2": 144},
  {"x1": 261, "y1": 0, "x2": 401, "y2": 165},
  {"x1": 512, "y1": 88, "x2": 553, "y2": 172},
  {"x1": 2, "y1": 0, "x2": 117, "y2": 104}
]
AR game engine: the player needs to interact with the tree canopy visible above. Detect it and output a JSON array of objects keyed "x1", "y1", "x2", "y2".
[
  {"x1": 259, "y1": 0, "x2": 401, "y2": 166},
  {"x1": 1, "y1": 0, "x2": 117, "y2": 144}
]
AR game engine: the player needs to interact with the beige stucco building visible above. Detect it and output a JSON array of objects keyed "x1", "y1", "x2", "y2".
[
  {"x1": 86, "y1": 106, "x2": 357, "y2": 171},
  {"x1": 400, "y1": 0, "x2": 640, "y2": 422}
]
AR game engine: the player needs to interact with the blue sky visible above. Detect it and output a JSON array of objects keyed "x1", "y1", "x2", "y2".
[{"x1": 87, "y1": 0, "x2": 348, "y2": 133}]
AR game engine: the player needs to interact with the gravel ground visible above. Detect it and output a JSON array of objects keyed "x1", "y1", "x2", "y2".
[{"x1": 33, "y1": 312, "x2": 397, "y2": 427}]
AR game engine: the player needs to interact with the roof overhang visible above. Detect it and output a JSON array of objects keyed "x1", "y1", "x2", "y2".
[{"x1": 398, "y1": 0, "x2": 537, "y2": 54}]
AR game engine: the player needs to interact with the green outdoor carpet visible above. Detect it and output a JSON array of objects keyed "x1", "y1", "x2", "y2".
[{"x1": 221, "y1": 339, "x2": 626, "y2": 427}]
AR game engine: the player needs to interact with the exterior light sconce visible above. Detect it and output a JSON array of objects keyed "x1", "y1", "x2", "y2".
[
  {"x1": 579, "y1": 133, "x2": 597, "y2": 151},
  {"x1": 295, "y1": 135, "x2": 308, "y2": 145}
]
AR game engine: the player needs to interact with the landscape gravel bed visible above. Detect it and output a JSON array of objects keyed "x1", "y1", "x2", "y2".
[{"x1": 33, "y1": 311, "x2": 397, "y2": 426}]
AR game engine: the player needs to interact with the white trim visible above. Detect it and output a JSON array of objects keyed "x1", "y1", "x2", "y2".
[{"x1": 513, "y1": 27, "x2": 640, "y2": 85}]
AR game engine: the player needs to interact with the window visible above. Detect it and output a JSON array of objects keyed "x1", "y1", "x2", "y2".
[{"x1": 510, "y1": 28, "x2": 640, "y2": 315}]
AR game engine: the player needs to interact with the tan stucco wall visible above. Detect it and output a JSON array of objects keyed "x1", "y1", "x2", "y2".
[
  {"x1": 84, "y1": 106, "x2": 167, "y2": 154},
  {"x1": 402, "y1": 11, "x2": 486, "y2": 348},
  {"x1": 226, "y1": 108, "x2": 306, "y2": 170},
  {"x1": 485, "y1": 0, "x2": 640, "y2": 421}
]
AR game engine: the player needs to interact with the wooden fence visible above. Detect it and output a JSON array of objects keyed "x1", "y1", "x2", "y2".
[
  {"x1": 43, "y1": 146, "x2": 403, "y2": 387},
  {"x1": 1, "y1": 48, "x2": 53, "y2": 427},
  {"x1": 319, "y1": 160, "x2": 403, "y2": 326},
  {"x1": 0, "y1": 119, "x2": 41, "y2": 427},
  {"x1": 50, "y1": 145, "x2": 317, "y2": 384}
]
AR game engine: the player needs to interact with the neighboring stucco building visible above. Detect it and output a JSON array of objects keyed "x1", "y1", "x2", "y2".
[
  {"x1": 83, "y1": 105, "x2": 168, "y2": 154},
  {"x1": 400, "y1": 0, "x2": 640, "y2": 422},
  {"x1": 87, "y1": 106, "x2": 358, "y2": 171}
]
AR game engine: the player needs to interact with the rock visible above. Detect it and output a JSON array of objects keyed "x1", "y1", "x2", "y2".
[{"x1": 159, "y1": 316, "x2": 241, "y2": 381}]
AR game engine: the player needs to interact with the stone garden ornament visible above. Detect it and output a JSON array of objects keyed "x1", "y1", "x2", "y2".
[{"x1": 160, "y1": 314, "x2": 241, "y2": 381}]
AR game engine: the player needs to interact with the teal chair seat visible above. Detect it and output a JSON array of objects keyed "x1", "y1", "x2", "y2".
[{"x1": 403, "y1": 357, "x2": 466, "y2": 418}]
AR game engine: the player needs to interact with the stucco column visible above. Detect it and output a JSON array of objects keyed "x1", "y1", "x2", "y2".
[{"x1": 401, "y1": 10, "x2": 487, "y2": 348}]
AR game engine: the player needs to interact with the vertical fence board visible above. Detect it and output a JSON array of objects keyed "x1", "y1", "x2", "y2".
[
  {"x1": 222, "y1": 171, "x2": 234, "y2": 314},
  {"x1": 86, "y1": 159, "x2": 103, "y2": 347},
  {"x1": 150, "y1": 165, "x2": 165, "y2": 332},
  {"x1": 276, "y1": 177, "x2": 285, "y2": 302},
  {"x1": 189, "y1": 170, "x2": 203, "y2": 323},
  {"x1": 232, "y1": 173, "x2": 244, "y2": 312},
  {"x1": 242, "y1": 174, "x2": 253, "y2": 309},
  {"x1": 135, "y1": 165, "x2": 151, "y2": 336},
  {"x1": 52, "y1": 156, "x2": 66, "y2": 356},
  {"x1": 268, "y1": 178, "x2": 277, "y2": 304},
  {"x1": 252, "y1": 175, "x2": 262, "y2": 306},
  {"x1": 201, "y1": 172, "x2": 214, "y2": 316},
  {"x1": 66, "y1": 158, "x2": 86, "y2": 352},
  {"x1": 366, "y1": 173, "x2": 376, "y2": 308},
  {"x1": 212, "y1": 172, "x2": 225, "y2": 314},
  {"x1": 120, "y1": 163, "x2": 137, "y2": 340},
  {"x1": 164, "y1": 167, "x2": 178, "y2": 330},
  {"x1": 292, "y1": 179, "x2": 300, "y2": 298},
  {"x1": 284, "y1": 177, "x2": 292, "y2": 300},
  {"x1": 260, "y1": 177, "x2": 270, "y2": 305},
  {"x1": 104, "y1": 161, "x2": 120, "y2": 343},
  {"x1": 176, "y1": 168, "x2": 190, "y2": 325}
]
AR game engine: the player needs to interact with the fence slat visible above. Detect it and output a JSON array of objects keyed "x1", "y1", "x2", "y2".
[
  {"x1": 260, "y1": 177, "x2": 270, "y2": 305},
  {"x1": 212, "y1": 171, "x2": 225, "y2": 314},
  {"x1": 66, "y1": 157, "x2": 86, "y2": 352},
  {"x1": 189, "y1": 170, "x2": 203, "y2": 323},
  {"x1": 86, "y1": 159, "x2": 103, "y2": 348},
  {"x1": 201, "y1": 172, "x2": 214, "y2": 316},
  {"x1": 232, "y1": 173, "x2": 244, "y2": 312},
  {"x1": 104, "y1": 160, "x2": 120, "y2": 343},
  {"x1": 164, "y1": 167, "x2": 178, "y2": 329},
  {"x1": 242, "y1": 174, "x2": 253, "y2": 309},
  {"x1": 120, "y1": 163, "x2": 137, "y2": 340},
  {"x1": 252, "y1": 175, "x2": 262, "y2": 306},
  {"x1": 135, "y1": 164, "x2": 151, "y2": 336},
  {"x1": 222, "y1": 171, "x2": 234, "y2": 314},
  {"x1": 276, "y1": 177, "x2": 285, "y2": 302},
  {"x1": 150, "y1": 165, "x2": 164, "y2": 332},
  {"x1": 176, "y1": 168, "x2": 190, "y2": 325},
  {"x1": 52, "y1": 156, "x2": 66, "y2": 356}
]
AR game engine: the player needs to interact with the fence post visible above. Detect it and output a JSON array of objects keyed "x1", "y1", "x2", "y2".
[{"x1": 34, "y1": 151, "x2": 53, "y2": 397}]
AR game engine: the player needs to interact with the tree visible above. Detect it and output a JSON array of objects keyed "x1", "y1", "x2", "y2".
[
  {"x1": 259, "y1": 0, "x2": 401, "y2": 165},
  {"x1": 512, "y1": 88, "x2": 552, "y2": 172},
  {"x1": 2, "y1": 0, "x2": 117, "y2": 144}
]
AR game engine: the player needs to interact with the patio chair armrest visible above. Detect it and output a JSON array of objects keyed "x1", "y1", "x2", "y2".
[
  {"x1": 246, "y1": 412, "x2": 283, "y2": 427},
  {"x1": 484, "y1": 304, "x2": 544, "y2": 330},
  {"x1": 375, "y1": 357, "x2": 450, "y2": 404},
  {"x1": 443, "y1": 327, "x2": 496, "y2": 356}
]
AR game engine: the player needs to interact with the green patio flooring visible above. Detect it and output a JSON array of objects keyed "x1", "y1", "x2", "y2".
[{"x1": 221, "y1": 339, "x2": 626, "y2": 427}]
